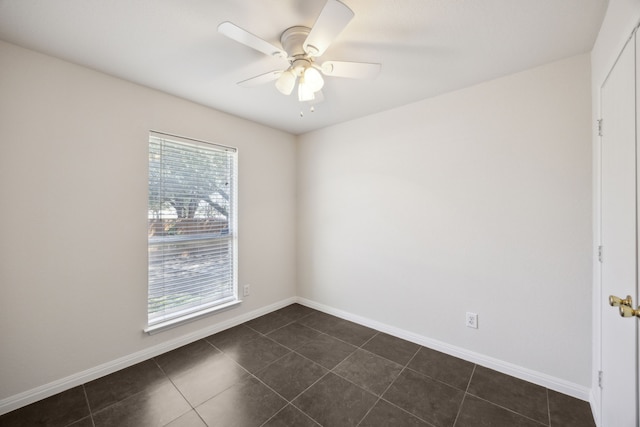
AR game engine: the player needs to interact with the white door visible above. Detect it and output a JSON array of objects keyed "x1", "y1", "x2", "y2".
[
  {"x1": 637, "y1": 33, "x2": 640, "y2": 427},
  {"x1": 600, "y1": 31, "x2": 639, "y2": 427}
]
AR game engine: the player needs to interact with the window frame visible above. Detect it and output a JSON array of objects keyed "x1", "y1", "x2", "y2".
[{"x1": 145, "y1": 131, "x2": 239, "y2": 334}]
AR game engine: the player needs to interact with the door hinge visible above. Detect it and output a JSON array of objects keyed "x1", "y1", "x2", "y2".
[
  {"x1": 598, "y1": 245, "x2": 603, "y2": 263},
  {"x1": 598, "y1": 370, "x2": 603, "y2": 389},
  {"x1": 597, "y1": 119, "x2": 603, "y2": 137}
]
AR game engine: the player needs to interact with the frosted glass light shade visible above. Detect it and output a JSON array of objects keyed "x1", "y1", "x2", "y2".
[
  {"x1": 303, "y1": 67, "x2": 324, "y2": 92},
  {"x1": 275, "y1": 69, "x2": 296, "y2": 95},
  {"x1": 298, "y1": 78, "x2": 315, "y2": 102}
]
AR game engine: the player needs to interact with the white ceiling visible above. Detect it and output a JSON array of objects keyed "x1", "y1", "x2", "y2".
[{"x1": 0, "y1": 0, "x2": 608, "y2": 135}]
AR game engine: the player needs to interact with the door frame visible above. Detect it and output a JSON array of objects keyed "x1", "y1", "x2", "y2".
[{"x1": 594, "y1": 22, "x2": 640, "y2": 427}]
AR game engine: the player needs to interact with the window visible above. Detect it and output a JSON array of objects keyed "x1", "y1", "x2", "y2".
[{"x1": 146, "y1": 132, "x2": 238, "y2": 332}]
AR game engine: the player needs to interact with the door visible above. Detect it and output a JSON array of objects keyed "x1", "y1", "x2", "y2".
[
  {"x1": 637, "y1": 33, "x2": 640, "y2": 427},
  {"x1": 600, "y1": 30, "x2": 639, "y2": 427}
]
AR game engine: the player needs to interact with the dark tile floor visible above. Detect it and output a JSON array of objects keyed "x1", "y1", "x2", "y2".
[{"x1": 0, "y1": 304, "x2": 596, "y2": 427}]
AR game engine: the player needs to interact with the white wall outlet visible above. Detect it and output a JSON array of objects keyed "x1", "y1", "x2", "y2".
[
  {"x1": 243, "y1": 284, "x2": 250, "y2": 297},
  {"x1": 466, "y1": 312, "x2": 478, "y2": 329}
]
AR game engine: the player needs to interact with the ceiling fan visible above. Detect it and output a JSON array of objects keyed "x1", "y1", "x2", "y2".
[{"x1": 217, "y1": 0, "x2": 381, "y2": 104}]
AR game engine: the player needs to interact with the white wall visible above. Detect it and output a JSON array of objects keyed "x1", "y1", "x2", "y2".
[
  {"x1": 298, "y1": 54, "x2": 593, "y2": 388},
  {"x1": 589, "y1": 0, "x2": 640, "y2": 420},
  {"x1": 0, "y1": 40, "x2": 297, "y2": 404}
]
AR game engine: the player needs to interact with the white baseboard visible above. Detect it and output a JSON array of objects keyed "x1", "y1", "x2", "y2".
[
  {"x1": 296, "y1": 297, "x2": 593, "y2": 402},
  {"x1": 0, "y1": 297, "x2": 296, "y2": 416}
]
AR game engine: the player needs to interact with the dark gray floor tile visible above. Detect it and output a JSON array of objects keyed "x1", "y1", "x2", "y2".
[
  {"x1": 168, "y1": 351, "x2": 249, "y2": 406},
  {"x1": 548, "y1": 390, "x2": 596, "y2": 427},
  {"x1": 263, "y1": 404, "x2": 320, "y2": 427},
  {"x1": 0, "y1": 386, "x2": 90, "y2": 427},
  {"x1": 205, "y1": 325, "x2": 260, "y2": 352},
  {"x1": 334, "y1": 349, "x2": 403, "y2": 396},
  {"x1": 84, "y1": 360, "x2": 166, "y2": 413},
  {"x1": 467, "y1": 366, "x2": 548, "y2": 424},
  {"x1": 323, "y1": 318, "x2": 378, "y2": 347},
  {"x1": 407, "y1": 347, "x2": 475, "y2": 390},
  {"x1": 267, "y1": 322, "x2": 321, "y2": 350},
  {"x1": 454, "y1": 395, "x2": 545, "y2": 427},
  {"x1": 245, "y1": 312, "x2": 293, "y2": 334},
  {"x1": 221, "y1": 334, "x2": 289, "y2": 373},
  {"x1": 195, "y1": 376, "x2": 286, "y2": 427},
  {"x1": 255, "y1": 352, "x2": 327, "y2": 400},
  {"x1": 298, "y1": 311, "x2": 378, "y2": 346},
  {"x1": 362, "y1": 333, "x2": 420, "y2": 366},
  {"x1": 295, "y1": 333, "x2": 357, "y2": 369},
  {"x1": 274, "y1": 303, "x2": 318, "y2": 321},
  {"x1": 164, "y1": 409, "x2": 207, "y2": 427},
  {"x1": 154, "y1": 339, "x2": 221, "y2": 377},
  {"x1": 92, "y1": 380, "x2": 190, "y2": 427},
  {"x1": 298, "y1": 311, "x2": 344, "y2": 333},
  {"x1": 383, "y1": 368, "x2": 464, "y2": 427},
  {"x1": 359, "y1": 399, "x2": 431, "y2": 426},
  {"x1": 293, "y1": 373, "x2": 378, "y2": 427}
]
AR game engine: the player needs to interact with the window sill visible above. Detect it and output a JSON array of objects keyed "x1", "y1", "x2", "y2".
[{"x1": 144, "y1": 299, "x2": 241, "y2": 335}]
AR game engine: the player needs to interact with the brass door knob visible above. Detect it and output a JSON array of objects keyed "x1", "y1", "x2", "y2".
[
  {"x1": 609, "y1": 295, "x2": 633, "y2": 307},
  {"x1": 619, "y1": 305, "x2": 640, "y2": 318}
]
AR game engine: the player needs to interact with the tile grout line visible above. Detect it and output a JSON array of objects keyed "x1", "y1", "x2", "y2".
[
  {"x1": 282, "y1": 310, "x2": 557, "y2": 426},
  {"x1": 204, "y1": 321, "x2": 305, "y2": 387},
  {"x1": 292, "y1": 311, "x2": 558, "y2": 425},
  {"x1": 358, "y1": 330, "x2": 380, "y2": 349},
  {"x1": 294, "y1": 312, "x2": 380, "y2": 349},
  {"x1": 257, "y1": 405, "x2": 287, "y2": 427},
  {"x1": 353, "y1": 364, "x2": 400, "y2": 427},
  {"x1": 240, "y1": 313, "x2": 333, "y2": 426},
  {"x1": 331, "y1": 368, "x2": 386, "y2": 427},
  {"x1": 151, "y1": 357, "x2": 210, "y2": 427},
  {"x1": 462, "y1": 393, "x2": 549, "y2": 426},
  {"x1": 546, "y1": 388, "x2": 551, "y2": 427},
  {"x1": 275, "y1": 326, "x2": 397, "y2": 425},
  {"x1": 80, "y1": 384, "x2": 96, "y2": 427},
  {"x1": 403, "y1": 364, "x2": 472, "y2": 392},
  {"x1": 281, "y1": 323, "x2": 383, "y2": 422},
  {"x1": 249, "y1": 373, "x2": 298, "y2": 427},
  {"x1": 451, "y1": 363, "x2": 476, "y2": 427},
  {"x1": 354, "y1": 342, "x2": 435, "y2": 427},
  {"x1": 263, "y1": 367, "x2": 332, "y2": 426},
  {"x1": 243, "y1": 307, "x2": 317, "y2": 338},
  {"x1": 238, "y1": 315, "x2": 338, "y2": 383},
  {"x1": 157, "y1": 341, "x2": 294, "y2": 427},
  {"x1": 209, "y1": 308, "x2": 433, "y2": 426},
  {"x1": 256, "y1": 395, "x2": 322, "y2": 427}
]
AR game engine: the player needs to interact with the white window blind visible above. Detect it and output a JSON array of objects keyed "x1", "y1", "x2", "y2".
[{"x1": 147, "y1": 132, "x2": 238, "y2": 330}]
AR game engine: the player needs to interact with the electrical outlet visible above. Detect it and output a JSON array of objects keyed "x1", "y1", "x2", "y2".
[
  {"x1": 466, "y1": 312, "x2": 478, "y2": 329},
  {"x1": 243, "y1": 284, "x2": 250, "y2": 297}
]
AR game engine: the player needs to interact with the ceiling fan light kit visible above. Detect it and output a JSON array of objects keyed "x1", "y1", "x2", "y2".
[
  {"x1": 275, "y1": 69, "x2": 296, "y2": 95},
  {"x1": 303, "y1": 67, "x2": 324, "y2": 92},
  {"x1": 298, "y1": 75, "x2": 316, "y2": 102},
  {"x1": 217, "y1": 0, "x2": 381, "y2": 107}
]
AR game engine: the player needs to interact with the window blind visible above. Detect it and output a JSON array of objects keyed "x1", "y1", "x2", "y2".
[{"x1": 147, "y1": 132, "x2": 238, "y2": 328}]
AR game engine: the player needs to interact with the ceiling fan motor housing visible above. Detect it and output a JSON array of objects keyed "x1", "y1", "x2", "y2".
[{"x1": 280, "y1": 26, "x2": 312, "y2": 59}]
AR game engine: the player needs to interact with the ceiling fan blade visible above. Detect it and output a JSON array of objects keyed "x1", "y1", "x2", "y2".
[
  {"x1": 238, "y1": 70, "x2": 282, "y2": 87},
  {"x1": 303, "y1": 0, "x2": 354, "y2": 57},
  {"x1": 218, "y1": 21, "x2": 287, "y2": 59},
  {"x1": 321, "y1": 61, "x2": 381, "y2": 79}
]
